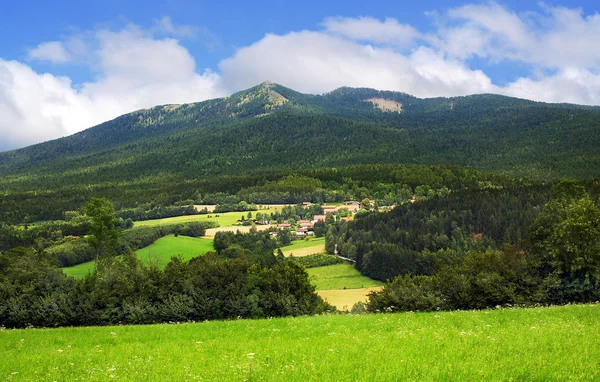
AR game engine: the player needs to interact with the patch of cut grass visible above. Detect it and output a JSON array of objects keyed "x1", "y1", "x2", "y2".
[
  {"x1": 1, "y1": 304, "x2": 599, "y2": 380},
  {"x1": 307, "y1": 263, "x2": 385, "y2": 290},
  {"x1": 282, "y1": 237, "x2": 326, "y2": 257}
]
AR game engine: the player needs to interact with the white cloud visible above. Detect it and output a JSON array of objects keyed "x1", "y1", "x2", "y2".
[
  {"x1": 323, "y1": 16, "x2": 419, "y2": 46},
  {"x1": 155, "y1": 16, "x2": 197, "y2": 38},
  {"x1": 436, "y1": 2, "x2": 600, "y2": 70},
  {"x1": 27, "y1": 41, "x2": 71, "y2": 63},
  {"x1": 4, "y1": 4, "x2": 600, "y2": 151},
  {"x1": 219, "y1": 31, "x2": 494, "y2": 97},
  {"x1": 0, "y1": 21, "x2": 225, "y2": 151}
]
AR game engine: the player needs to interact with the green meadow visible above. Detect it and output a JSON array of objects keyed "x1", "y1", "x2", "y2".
[
  {"x1": 281, "y1": 237, "x2": 326, "y2": 257},
  {"x1": 1, "y1": 304, "x2": 598, "y2": 381},
  {"x1": 307, "y1": 263, "x2": 385, "y2": 290},
  {"x1": 133, "y1": 209, "x2": 281, "y2": 228},
  {"x1": 62, "y1": 235, "x2": 214, "y2": 278}
]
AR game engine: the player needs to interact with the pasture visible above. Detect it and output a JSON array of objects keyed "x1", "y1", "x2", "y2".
[
  {"x1": 282, "y1": 237, "x2": 326, "y2": 257},
  {"x1": 1, "y1": 304, "x2": 598, "y2": 381},
  {"x1": 133, "y1": 208, "x2": 282, "y2": 228},
  {"x1": 307, "y1": 263, "x2": 384, "y2": 290},
  {"x1": 62, "y1": 235, "x2": 213, "y2": 278}
]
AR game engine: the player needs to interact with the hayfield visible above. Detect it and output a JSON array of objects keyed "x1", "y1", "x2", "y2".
[
  {"x1": 307, "y1": 263, "x2": 384, "y2": 290},
  {"x1": 1, "y1": 304, "x2": 599, "y2": 381},
  {"x1": 62, "y1": 235, "x2": 213, "y2": 278},
  {"x1": 317, "y1": 287, "x2": 383, "y2": 311},
  {"x1": 133, "y1": 208, "x2": 281, "y2": 228},
  {"x1": 282, "y1": 237, "x2": 326, "y2": 257}
]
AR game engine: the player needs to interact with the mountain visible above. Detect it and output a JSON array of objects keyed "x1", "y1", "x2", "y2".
[{"x1": 1, "y1": 81, "x2": 600, "y2": 221}]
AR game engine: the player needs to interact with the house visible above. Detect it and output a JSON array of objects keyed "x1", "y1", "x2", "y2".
[
  {"x1": 295, "y1": 227, "x2": 309, "y2": 236},
  {"x1": 312, "y1": 215, "x2": 327, "y2": 223},
  {"x1": 277, "y1": 223, "x2": 291, "y2": 229},
  {"x1": 269, "y1": 231, "x2": 279, "y2": 237},
  {"x1": 302, "y1": 202, "x2": 313, "y2": 207},
  {"x1": 322, "y1": 205, "x2": 337, "y2": 213},
  {"x1": 340, "y1": 217, "x2": 352, "y2": 222}
]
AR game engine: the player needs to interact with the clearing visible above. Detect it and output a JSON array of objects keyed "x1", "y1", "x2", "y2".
[
  {"x1": 281, "y1": 237, "x2": 326, "y2": 257},
  {"x1": 1, "y1": 304, "x2": 598, "y2": 380},
  {"x1": 307, "y1": 263, "x2": 384, "y2": 290}
]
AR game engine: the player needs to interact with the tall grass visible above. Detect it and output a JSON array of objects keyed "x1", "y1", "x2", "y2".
[{"x1": 1, "y1": 304, "x2": 598, "y2": 381}]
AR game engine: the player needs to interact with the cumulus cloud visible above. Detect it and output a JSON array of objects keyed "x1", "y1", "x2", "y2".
[
  {"x1": 27, "y1": 41, "x2": 71, "y2": 63},
  {"x1": 323, "y1": 16, "x2": 419, "y2": 46},
  {"x1": 219, "y1": 31, "x2": 494, "y2": 97},
  {"x1": 0, "y1": 21, "x2": 225, "y2": 151}
]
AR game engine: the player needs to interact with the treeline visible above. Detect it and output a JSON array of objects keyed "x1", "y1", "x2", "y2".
[
  {"x1": 360, "y1": 182, "x2": 600, "y2": 311},
  {"x1": 328, "y1": 184, "x2": 552, "y2": 281},
  {"x1": 117, "y1": 203, "x2": 199, "y2": 221},
  {"x1": 0, "y1": 248, "x2": 329, "y2": 328}
]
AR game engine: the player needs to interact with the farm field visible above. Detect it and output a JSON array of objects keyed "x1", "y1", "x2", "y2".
[
  {"x1": 133, "y1": 208, "x2": 282, "y2": 228},
  {"x1": 62, "y1": 235, "x2": 213, "y2": 278},
  {"x1": 1, "y1": 304, "x2": 598, "y2": 381},
  {"x1": 282, "y1": 237, "x2": 326, "y2": 257},
  {"x1": 204, "y1": 225, "x2": 273, "y2": 237},
  {"x1": 317, "y1": 287, "x2": 383, "y2": 311},
  {"x1": 307, "y1": 263, "x2": 385, "y2": 290}
]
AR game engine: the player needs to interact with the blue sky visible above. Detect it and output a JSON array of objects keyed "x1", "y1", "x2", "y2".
[{"x1": 1, "y1": 0, "x2": 600, "y2": 150}]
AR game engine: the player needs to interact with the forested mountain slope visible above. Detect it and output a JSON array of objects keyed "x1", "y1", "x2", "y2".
[{"x1": 1, "y1": 82, "x2": 600, "y2": 221}]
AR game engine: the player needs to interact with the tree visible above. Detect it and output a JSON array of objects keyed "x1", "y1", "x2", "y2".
[
  {"x1": 85, "y1": 198, "x2": 119, "y2": 268},
  {"x1": 530, "y1": 194, "x2": 600, "y2": 299}
]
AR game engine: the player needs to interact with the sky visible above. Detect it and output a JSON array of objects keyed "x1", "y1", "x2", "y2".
[{"x1": 1, "y1": 0, "x2": 600, "y2": 151}]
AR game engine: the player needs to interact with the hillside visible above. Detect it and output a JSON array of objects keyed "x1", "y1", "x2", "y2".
[{"x1": 1, "y1": 82, "x2": 600, "y2": 221}]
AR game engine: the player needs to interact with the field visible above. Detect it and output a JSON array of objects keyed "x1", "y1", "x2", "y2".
[
  {"x1": 133, "y1": 208, "x2": 283, "y2": 228},
  {"x1": 62, "y1": 235, "x2": 214, "y2": 278},
  {"x1": 317, "y1": 287, "x2": 383, "y2": 311},
  {"x1": 307, "y1": 263, "x2": 384, "y2": 290},
  {"x1": 1, "y1": 304, "x2": 598, "y2": 381},
  {"x1": 282, "y1": 237, "x2": 326, "y2": 257},
  {"x1": 205, "y1": 225, "x2": 273, "y2": 237},
  {"x1": 306, "y1": 263, "x2": 384, "y2": 310}
]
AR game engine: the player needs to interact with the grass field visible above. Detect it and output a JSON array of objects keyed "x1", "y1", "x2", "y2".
[
  {"x1": 307, "y1": 263, "x2": 385, "y2": 290},
  {"x1": 133, "y1": 208, "x2": 283, "y2": 228},
  {"x1": 1, "y1": 304, "x2": 598, "y2": 381},
  {"x1": 282, "y1": 237, "x2": 326, "y2": 257},
  {"x1": 62, "y1": 235, "x2": 214, "y2": 278},
  {"x1": 317, "y1": 287, "x2": 383, "y2": 311}
]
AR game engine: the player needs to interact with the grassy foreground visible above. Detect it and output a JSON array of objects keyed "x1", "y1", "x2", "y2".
[
  {"x1": 62, "y1": 235, "x2": 213, "y2": 278},
  {"x1": 1, "y1": 304, "x2": 599, "y2": 381}
]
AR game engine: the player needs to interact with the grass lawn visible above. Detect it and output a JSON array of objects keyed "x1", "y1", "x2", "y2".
[
  {"x1": 133, "y1": 209, "x2": 282, "y2": 228},
  {"x1": 281, "y1": 237, "x2": 326, "y2": 257},
  {"x1": 1, "y1": 304, "x2": 599, "y2": 381},
  {"x1": 62, "y1": 235, "x2": 213, "y2": 278},
  {"x1": 307, "y1": 263, "x2": 385, "y2": 290}
]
